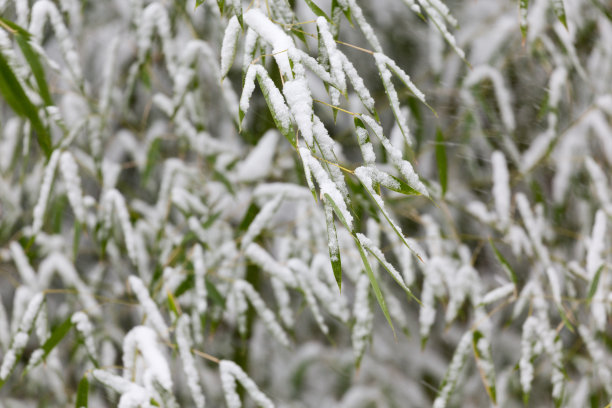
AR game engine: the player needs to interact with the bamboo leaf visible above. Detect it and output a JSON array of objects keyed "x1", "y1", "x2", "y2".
[
  {"x1": 354, "y1": 237, "x2": 395, "y2": 336},
  {"x1": 362, "y1": 243, "x2": 420, "y2": 304},
  {"x1": 557, "y1": 306, "x2": 575, "y2": 333},
  {"x1": 323, "y1": 193, "x2": 353, "y2": 233},
  {"x1": 489, "y1": 239, "x2": 518, "y2": 286},
  {"x1": 324, "y1": 201, "x2": 342, "y2": 291},
  {"x1": 305, "y1": 0, "x2": 331, "y2": 21},
  {"x1": 0, "y1": 52, "x2": 52, "y2": 157},
  {"x1": 435, "y1": 127, "x2": 447, "y2": 197},
  {"x1": 587, "y1": 264, "x2": 604, "y2": 304},
  {"x1": 42, "y1": 316, "x2": 74, "y2": 358},
  {"x1": 16, "y1": 37, "x2": 52, "y2": 106},
  {"x1": 75, "y1": 375, "x2": 89, "y2": 408},
  {"x1": 381, "y1": 173, "x2": 422, "y2": 196},
  {"x1": 519, "y1": 0, "x2": 529, "y2": 41},
  {"x1": 167, "y1": 290, "x2": 181, "y2": 317},
  {"x1": 552, "y1": 0, "x2": 568, "y2": 29},
  {"x1": 0, "y1": 18, "x2": 53, "y2": 106},
  {"x1": 206, "y1": 277, "x2": 226, "y2": 308},
  {"x1": 256, "y1": 74, "x2": 296, "y2": 148}
]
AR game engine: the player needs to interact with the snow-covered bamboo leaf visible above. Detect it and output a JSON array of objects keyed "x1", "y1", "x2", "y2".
[
  {"x1": 323, "y1": 193, "x2": 352, "y2": 233},
  {"x1": 472, "y1": 330, "x2": 497, "y2": 404},
  {"x1": 220, "y1": 16, "x2": 241, "y2": 79},
  {"x1": 354, "y1": 166, "x2": 425, "y2": 261},
  {"x1": 324, "y1": 201, "x2": 342, "y2": 291},
  {"x1": 433, "y1": 331, "x2": 472, "y2": 408},
  {"x1": 220, "y1": 360, "x2": 274, "y2": 408},
  {"x1": 356, "y1": 233, "x2": 417, "y2": 301},
  {"x1": 0, "y1": 293, "x2": 44, "y2": 388},
  {"x1": 240, "y1": 65, "x2": 295, "y2": 147}
]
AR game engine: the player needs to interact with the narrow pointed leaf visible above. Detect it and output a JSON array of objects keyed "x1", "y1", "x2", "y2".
[
  {"x1": 0, "y1": 18, "x2": 53, "y2": 106},
  {"x1": 519, "y1": 0, "x2": 529, "y2": 41},
  {"x1": 435, "y1": 127, "x2": 447, "y2": 197},
  {"x1": 323, "y1": 193, "x2": 353, "y2": 233},
  {"x1": 0, "y1": 52, "x2": 52, "y2": 157},
  {"x1": 552, "y1": 0, "x2": 568, "y2": 29},
  {"x1": 587, "y1": 264, "x2": 604, "y2": 304},
  {"x1": 305, "y1": 0, "x2": 331, "y2": 21},
  {"x1": 75, "y1": 375, "x2": 89, "y2": 408},
  {"x1": 489, "y1": 239, "x2": 518, "y2": 286},
  {"x1": 354, "y1": 237, "x2": 395, "y2": 336},
  {"x1": 42, "y1": 316, "x2": 74, "y2": 358},
  {"x1": 324, "y1": 201, "x2": 342, "y2": 291}
]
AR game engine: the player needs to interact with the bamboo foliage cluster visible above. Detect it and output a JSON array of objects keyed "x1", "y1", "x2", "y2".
[{"x1": 0, "y1": 0, "x2": 611, "y2": 406}]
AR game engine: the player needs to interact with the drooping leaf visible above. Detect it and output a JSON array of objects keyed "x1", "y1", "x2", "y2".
[
  {"x1": 167, "y1": 290, "x2": 181, "y2": 317},
  {"x1": 519, "y1": 0, "x2": 529, "y2": 41},
  {"x1": 552, "y1": 0, "x2": 568, "y2": 29},
  {"x1": 489, "y1": 239, "x2": 518, "y2": 286},
  {"x1": 41, "y1": 316, "x2": 74, "y2": 358},
  {"x1": 323, "y1": 193, "x2": 353, "y2": 233},
  {"x1": 323, "y1": 201, "x2": 342, "y2": 291},
  {"x1": 587, "y1": 264, "x2": 605, "y2": 304},
  {"x1": 75, "y1": 375, "x2": 89, "y2": 408},
  {"x1": 435, "y1": 127, "x2": 447, "y2": 197},
  {"x1": 0, "y1": 52, "x2": 52, "y2": 157},
  {"x1": 256, "y1": 73, "x2": 296, "y2": 148},
  {"x1": 354, "y1": 237, "x2": 395, "y2": 336},
  {"x1": 304, "y1": 0, "x2": 331, "y2": 21},
  {"x1": 0, "y1": 17, "x2": 54, "y2": 106}
]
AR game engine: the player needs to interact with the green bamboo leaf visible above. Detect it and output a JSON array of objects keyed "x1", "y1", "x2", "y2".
[
  {"x1": 354, "y1": 237, "x2": 395, "y2": 336},
  {"x1": 42, "y1": 316, "x2": 74, "y2": 358},
  {"x1": 0, "y1": 18, "x2": 53, "y2": 106},
  {"x1": 75, "y1": 375, "x2": 89, "y2": 408},
  {"x1": 174, "y1": 274, "x2": 194, "y2": 297},
  {"x1": 334, "y1": 0, "x2": 353, "y2": 26},
  {"x1": 304, "y1": 0, "x2": 331, "y2": 21},
  {"x1": 16, "y1": 37, "x2": 52, "y2": 106},
  {"x1": 362, "y1": 243, "x2": 420, "y2": 304},
  {"x1": 0, "y1": 52, "x2": 52, "y2": 157},
  {"x1": 73, "y1": 222, "x2": 82, "y2": 260},
  {"x1": 435, "y1": 127, "x2": 447, "y2": 197},
  {"x1": 489, "y1": 239, "x2": 518, "y2": 286},
  {"x1": 143, "y1": 137, "x2": 162, "y2": 183},
  {"x1": 519, "y1": 0, "x2": 529, "y2": 41},
  {"x1": 355, "y1": 177, "x2": 424, "y2": 262},
  {"x1": 167, "y1": 290, "x2": 181, "y2": 317},
  {"x1": 237, "y1": 201, "x2": 260, "y2": 236},
  {"x1": 587, "y1": 264, "x2": 604, "y2": 304},
  {"x1": 552, "y1": 0, "x2": 568, "y2": 29},
  {"x1": 206, "y1": 277, "x2": 226, "y2": 308}
]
